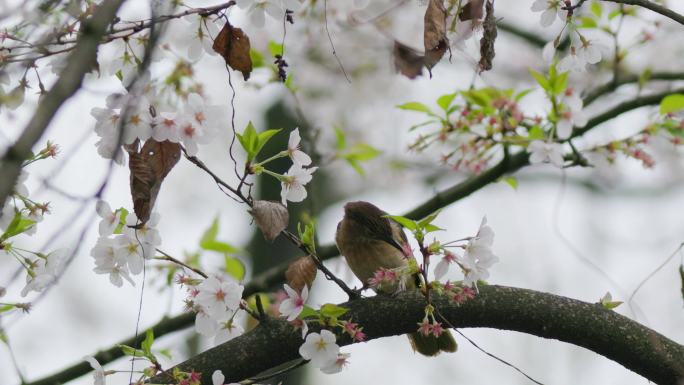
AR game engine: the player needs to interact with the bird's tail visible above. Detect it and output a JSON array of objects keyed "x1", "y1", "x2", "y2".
[{"x1": 408, "y1": 330, "x2": 457, "y2": 356}]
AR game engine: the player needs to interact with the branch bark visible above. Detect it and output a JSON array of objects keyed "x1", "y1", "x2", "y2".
[
  {"x1": 0, "y1": 0, "x2": 125, "y2": 211},
  {"x1": 599, "y1": 0, "x2": 684, "y2": 25},
  {"x1": 151, "y1": 286, "x2": 684, "y2": 385}
]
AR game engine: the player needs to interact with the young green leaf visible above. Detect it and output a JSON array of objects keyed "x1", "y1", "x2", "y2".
[
  {"x1": 659, "y1": 94, "x2": 684, "y2": 115},
  {"x1": 386, "y1": 215, "x2": 418, "y2": 231},
  {"x1": 200, "y1": 217, "x2": 239, "y2": 254},
  {"x1": 397, "y1": 102, "x2": 433, "y2": 114},
  {"x1": 1, "y1": 213, "x2": 35, "y2": 241},
  {"x1": 225, "y1": 256, "x2": 246, "y2": 280},
  {"x1": 436, "y1": 93, "x2": 457, "y2": 111},
  {"x1": 320, "y1": 303, "x2": 349, "y2": 319},
  {"x1": 529, "y1": 69, "x2": 550, "y2": 93}
]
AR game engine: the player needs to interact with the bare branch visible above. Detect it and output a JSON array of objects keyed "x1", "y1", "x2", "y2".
[{"x1": 600, "y1": 0, "x2": 684, "y2": 25}]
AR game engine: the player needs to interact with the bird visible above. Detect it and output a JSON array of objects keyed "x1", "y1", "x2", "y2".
[{"x1": 335, "y1": 201, "x2": 457, "y2": 356}]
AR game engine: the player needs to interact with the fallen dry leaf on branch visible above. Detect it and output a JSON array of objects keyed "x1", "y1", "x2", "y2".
[
  {"x1": 285, "y1": 256, "x2": 318, "y2": 292},
  {"x1": 126, "y1": 139, "x2": 181, "y2": 226},
  {"x1": 423, "y1": 0, "x2": 449, "y2": 74},
  {"x1": 213, "y1": 21, "x2": 253, "y2": 81}
]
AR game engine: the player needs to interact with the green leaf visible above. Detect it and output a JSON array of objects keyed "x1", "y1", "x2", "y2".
[
  {"x1": 0, "y1": 304, "x2": 15, "y2": 313},
  {"x1": 141, "y1": 329, "x2": 155, "y2": 356},
  {"x1": 578, "y1": 16, "x2": 598, "y2": 28},
  {"x1": 607, "y1": 9, "x2": 621, "y2": 20},
  {"x1": 1, "y1": 213, "x2": 35, "y2": 241},
  {"x1": 436, "y1": 93, "x2": 457, "y2": 111},
  {"x1": 514, "y1": 89, "x2": 534, "y2": 102},
  {"x1": 268, "y1": 40, "x2": 283, "y2": 57},
  {"x1": 638, "y1": 68, "x2": 652, "y2": 89},
  {"x1": 200, "y1": 217, "x2": 239, "y2": 254},
  {"x1": 418, "y1": 210, "x2": 441, "y2": 227},
  {"x1": 590, "y1": 2, "x2": 602, "y2": 17},
  {"x1": 297, "y1": 222, "x2": 316, "y2": 254},
  {"x1": 320, "y1": 303, "x2": 349, "y2": 318},
  {"x1": 397, "y1": 102, "x2": 433, "y2": 114},
  {"x1": 255, "y1": 128, "x2": 282, "y2": 159},
  {"x1": 659, "y1": 94, "x2": 684, "y2": 114},
  {"x1": 385, "y1": 215, "x2": 417, "y2": 231},
  {"x1": 237, "y1": 122, "x2": 259, "y2": 162},
  {"x1": 461, "y1": 89, "x2": 492, "y2": 108},
  {"x1": 528, "y1": 125, "x2": 545, "y2": 140},
  {"x1": 250, "y1": 48, "x2": 265, "y2": 68},
  {"x1": 423, "y1": 223, "x2": 444, "y2": 233},
  {"x1": 299, "y1": 305, "x2": 319, "y2": 319},
  {"x1": 501, "y1": 176, "x2": 518, "y2": 190},
  {"x1": 529, "y1": 69, "x2": 550, "y2": 93},
  {"x1": 552, "y1": 71, "x2": 569, "y2": 95},
  {"x1": 113, "y1": 208, "x2": 129, "y2": 234},
  {"x1": 334, "y1": 127, "x2": 346, "y2": 150},
  {"x1": 118, "y1": 344, "x2": 143, "y2": 357},
  {"x1": 224, "y1": 256, "x2": 245, "y2": 280}
]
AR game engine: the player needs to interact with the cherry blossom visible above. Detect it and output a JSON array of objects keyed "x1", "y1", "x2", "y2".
[
  {"x1": 279, "y1": 284, "x2": 308, "y2": 321},
  {"x1": 458, "y1": 217, "x2": 499, "y2": 287},
  {"x1": 113, "y1": 234, "x2": 146, "y2": 275},
  {"x1": 195, "y1": 276, "x2": 244, "y2": 319},
  {"x1": 184, "y1": 15, "x2": 219, "y2": 61},
  {"x1": 95, "y1": 201, "x2": 121, "y2": 236},
  {"x1": 434, "y1": 251, "x2": 457, "y2": 281},
  {"x1": 215, "y1": 320, "x2": 244, "y2": 344},
  {"x1": 236, "y1": 0, "x2": 295, "y2": 28},
  {"x1": 320, "y1": 353, "x2": 351, "y2": 374},
  {"x1": 84, "y1": 356, "x2": 106, "y2": 385},
  {"x1": 91, "y1": 237, "x2": 135, "y2": 287},
  {"x1": 530, "y1": 0, "x2": 567, "y2": 27},
  {"x1": 280, "y1": 164, "x2": 318, "y2": 205},
  {"x1": 528, "y1": 140, "x2": 564, "y2": 167},
  {"x1": 286, "y1": 128, "x2": 312, "y2": 166},
  {"x1": 21, "y1": 249, "x2": 68, "y2": 297},
  {"x1": 298, "y1": 330, "x2": 340, "y2": 368}
]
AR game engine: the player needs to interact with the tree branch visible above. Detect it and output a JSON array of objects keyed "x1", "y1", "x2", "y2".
[
  {"x1": 599, "y1": 0, "x2": 684, "y2": 25},
  {"x1": 583, "y1": 72, "x2": 684, "y2": 106},
  {"x1": 25, "y1": 86, "x2": 682, "y2": 385},
  {"x1": 0, "y1": 0, "x2": 125, "y2": 211},
  {"x1": 151, "y1": 286, "x2": 684, "y2": 385}
]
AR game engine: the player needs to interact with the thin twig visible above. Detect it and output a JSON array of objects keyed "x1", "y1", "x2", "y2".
[
  {"x1": 156, "y1": 248, "x2": 208, "y2": 278},
  {"x1": 433, "y1": 307, "x2": 545, "y2": 385},
  {"x1": 323, "y1": 0, "x2": 351, "y2": 83},
  {"x1": 600, "y1": 0, "x2": 684, "y2": 25}
]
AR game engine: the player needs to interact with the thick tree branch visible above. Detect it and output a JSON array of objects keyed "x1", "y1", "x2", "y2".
[
  {"x1": 0, "y1": 0, "x2": 125, "y2": 211},
  {"x1": 151, "y1": 286, "x2": 684, "y2": 385},
  {"x1": 599, "y1": 0, "x2": 684, "y2": 25},
  {"x1": 26, "y1": 87, "x2": 682, "y2": 385},
  {"x1": 583, "y1": 72, "x2": 684, "y2": 106}
]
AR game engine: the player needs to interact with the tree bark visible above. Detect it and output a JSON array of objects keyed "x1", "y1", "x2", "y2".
[{"x1": 151, "y1": 285, "x2": 684, "y2": 385}]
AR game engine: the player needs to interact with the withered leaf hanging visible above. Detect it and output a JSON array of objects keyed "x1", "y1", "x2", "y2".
[
  {"x1": 423, "y1": 0, "x2": 449, "y2": 75},
  {"x1": 285, "y1": 256, "x2": 318, "y2": 293},
  {"x1": 393, "y1": 40, "x2": 425, "y2": 79},
  {"x1": 478, "y1": 0, "x2": 497, "y2": 73},
  {"x1": 212, "y1": 21, "x2": 253, "y2": 81},
  {"x1": 126, "y1": 139, "x2": 181, "y2": 227}
]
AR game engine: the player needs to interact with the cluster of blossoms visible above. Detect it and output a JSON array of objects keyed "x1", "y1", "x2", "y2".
[
  {"x1": 0, "y1": 143, "x2": 62, "y2": 298},
  {"x1": 275, "y1": 283, "x2": 353, "y2": 374},
  {"x1": 183, "y1": 276, "x2": 246, "y2": 344},
  {"x1": 89, "y1": 201, "x2": 161, "y2": 287},
  {"x1": 432, "y1": 216, "x2": 498, "y2": 288},
  {"x1": 250, "y1": 128, "x2": 318, "y2": 205},
  {"x1": 236, "y1": 0, "x2": 303, "y2": 28},
  {"x1": 532, "y1": 0, "x2": 607, "y2": 73},
  {"x1": 91, "y1": 79, "x2": 224, "y2": 164}
]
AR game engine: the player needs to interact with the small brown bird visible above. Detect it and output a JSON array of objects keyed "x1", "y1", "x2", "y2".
[{"x1": 335, "y1": 201, "x2": 456, "y2": 356}]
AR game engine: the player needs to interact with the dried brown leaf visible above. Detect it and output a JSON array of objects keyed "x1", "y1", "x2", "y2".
[
  {"x1": 478, "y1": 0, "x2": 497, "y2": 73},
  {"x1": 212, "y1": 21, "x2": 252, "y2": 81},
  {"x1": 459, "y1": 0, "x2": 485, "y2": 21},
  {"x1": 393, "y1": 41, "x2": 424, "y2": 79},
  {"x1": 249, "y1": 200, "x2": 289, "y2": 242},
  {"x1": 285, "y1": 256, "x2": 317, "y2": 293},
  {"x1": 126, "y1": 139, "x2": 181, "y2": 226},
  {"x1": 424, "y1": 0, "x2": 449, "y2": 73}
]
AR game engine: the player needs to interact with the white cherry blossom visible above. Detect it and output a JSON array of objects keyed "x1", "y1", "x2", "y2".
[
  {"x1": 299, "y1": 330, "x2": 340, "y2": 368},
  {"x1": 21, "y1": 249, "x2": 68, "y2": 296},
  {"x1": 286, "y1": 128, "x2": 312, "y2": 166},
  {"x1": 95, "y1": 201, "x2": 121, "y2": 236},
  {"x1": 195, "y1": 276, "x2": 244, "y2": 319},
  {"x1": 458, "y1": 217, "x2": 499, "y2": 287},
  {"x1": 280, "y1": 164, "x2": 318, "y2": 205},
  {"x1": 528, "y1": 140, "x2": 564, "y2": 167},
  {"x1": 279, "y1": 284, "x2": 308, "y2": 321}
]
